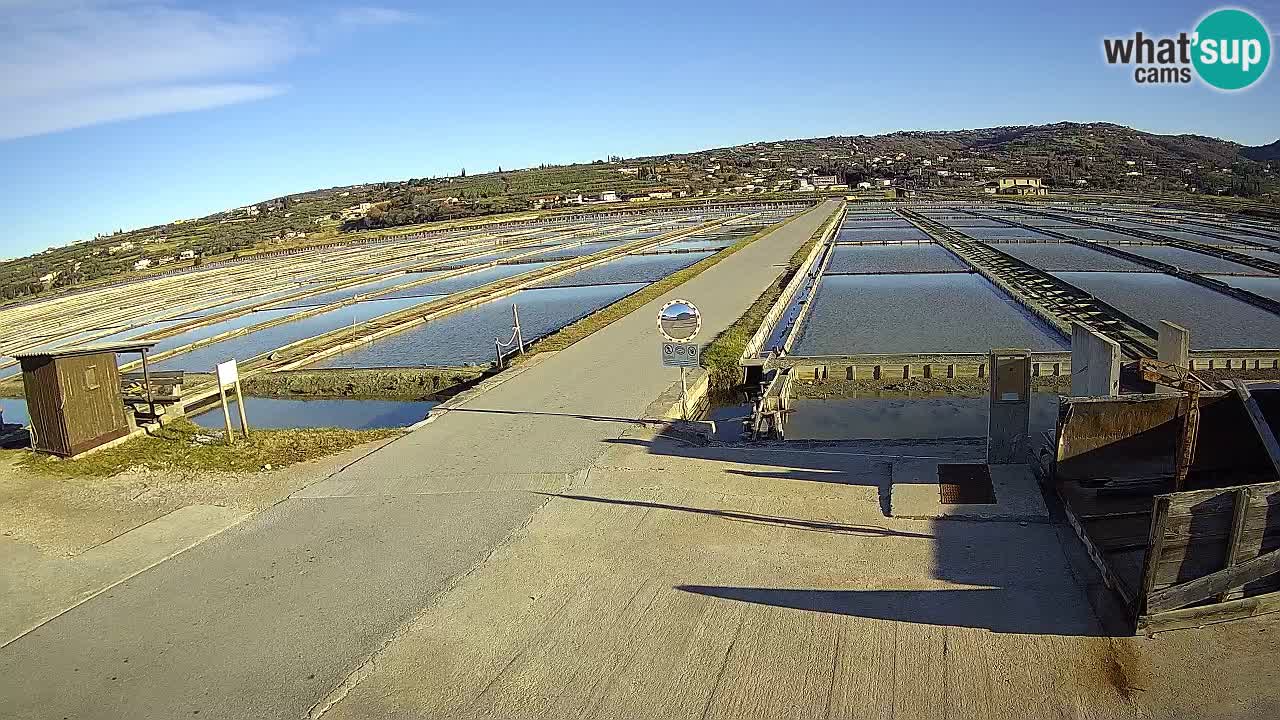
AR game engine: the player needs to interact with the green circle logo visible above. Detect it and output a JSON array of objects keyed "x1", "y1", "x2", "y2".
[{"x1": 1193, "y1": 8, "x2": 1271, "y2": 90}]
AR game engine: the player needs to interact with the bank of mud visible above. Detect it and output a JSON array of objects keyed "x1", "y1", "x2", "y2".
[
  {"x1": 2, "y1": 368, "x2": 487, "y2": 404},
  {"x1": 239, "y1": 367, "x2": 487, "y2": 401}
]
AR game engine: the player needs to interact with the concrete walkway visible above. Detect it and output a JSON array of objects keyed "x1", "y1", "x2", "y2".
[
  {"x1": 0, "y1": 201, "x2": 841, "y2": 720},
  {"x1": 315, "y1": 428, "x2": 1280, "y2": 720}
]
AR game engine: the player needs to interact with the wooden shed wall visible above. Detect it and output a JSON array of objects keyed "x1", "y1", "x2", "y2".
[
  {"x1": 20, "y1": 356, "x2": 69, "y2": 456},
  {"x1": 56, "y1": 354, "x2": 128, "y2": 456},
  {"x1": 20, "y1": 351, "x2": 129, "y2": 457}
]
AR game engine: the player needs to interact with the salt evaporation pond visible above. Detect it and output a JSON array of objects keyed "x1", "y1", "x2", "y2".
[
  {"x1": 192, "y1": 397, "x2": 436, "y2": 430},
  {"x1": 826, "y1": 243, "x2": 968, "y2": 274},
  {"x1": 1053, "y1": 271, "x2": 1280, "y2": 349},
  {"x1": 791, "y1": 273, "x2": 1068, "y2": 355},
  {"x1": 311, "y1": 282, "x2": 646, "y2": 368},
  {"x1": 152, "y1": 296, "x2": 439, "y2": 371}
]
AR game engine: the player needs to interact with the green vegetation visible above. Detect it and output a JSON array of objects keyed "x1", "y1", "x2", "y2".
[
  {"x1": 700, "y1": 206, "x2": 841, "y2": 396},
  {"x1": 241, "y1": 368, "x2": 485, "y2": 401},
  {"x1": 5, "y1": 121, "x2": 1277, "y2": 309},
  {"x1": 523, "y1": 211, "x2": 815, "y2": 356},
  {"x1": 16, "y1": 419, "x2": 397, "y2": 478}
]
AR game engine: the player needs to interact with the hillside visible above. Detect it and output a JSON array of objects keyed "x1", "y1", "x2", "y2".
[
  {"x1": 3, "y1": 121, "x2": 1278, "y2": 306},
  {"x1": 1242, "y1": 140, "x2": 1280, "y2": 162}
]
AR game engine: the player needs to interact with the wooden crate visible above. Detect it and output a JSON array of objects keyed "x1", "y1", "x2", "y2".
[{"x1": 1052, "y1": 389, "x2": 1280, "y2": 633}]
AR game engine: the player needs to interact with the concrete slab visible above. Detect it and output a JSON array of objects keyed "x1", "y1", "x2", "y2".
[
  {"x1": 0, "y1": 493, "x2": 548, "y2": 720},
  {"x1": 890, "y1": 460, "x2": 1049, "y2": 522},
  {"x1": 0, "y1": 504, "x2": 249, "y2": 646},
  {"x1": 313, "y1": 438, "x2": 1124, "y2": 720}
]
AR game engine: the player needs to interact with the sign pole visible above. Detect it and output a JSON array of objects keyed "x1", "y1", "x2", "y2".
[
  {"x1": 234, "y1": 378, "x2": 250, "y2": 439},
  {"x1": 679, "y1": 367, "x2": 688, "y2": 420},
  {"x1": 218, "y1": 383, "x2": 234, "y2": 446},
  {"x1": 215, "y1": 359, "x2": 243, "y2": 445},
  {"x1": 658, "y1": 299, "x2": 703, "y2": 422}
]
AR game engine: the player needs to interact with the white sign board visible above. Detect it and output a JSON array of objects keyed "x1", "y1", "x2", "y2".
[
  {"x1": 658, "y1": 299, "x2": 701, "y2": 342},
  {"x1": 662, "y1": 342, "x2": 700, "y2": 368},
  {"x1": 215, "y1": 359, "x2": 239, "y2": 388}
]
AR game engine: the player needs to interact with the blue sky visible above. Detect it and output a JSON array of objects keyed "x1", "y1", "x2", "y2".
[{"x1": 2, "y1": 0, "x2": 1278, "y2": 256}]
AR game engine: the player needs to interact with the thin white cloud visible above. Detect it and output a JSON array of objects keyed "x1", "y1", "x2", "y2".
[
  {"x1": 1, "y1": 5, "x2": 298, "y2": 101},
  {"x1": 0, "y1": 83, "x2": 287, "y2": 141},
  {"x1": 335, "y1": 6, "x2": 420, "y2": 26},
  {"x1": 0, "y1": 2, "x2": 415, "y2": 140}
]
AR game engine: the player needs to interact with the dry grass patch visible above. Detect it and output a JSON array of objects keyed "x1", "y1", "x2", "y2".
[{"x1": 17, "y1": 419, "x2": 398, "y2": 478}]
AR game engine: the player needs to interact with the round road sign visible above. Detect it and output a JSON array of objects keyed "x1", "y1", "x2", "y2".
[{"x1": 658, "y1": 299, "x2": 701, "y2": 342}]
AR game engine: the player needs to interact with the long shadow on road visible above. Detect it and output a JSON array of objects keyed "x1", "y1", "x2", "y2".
[
  {"x1": 675, "y1": 585, "x2": 1103, "y2": 635},
  {"x1": 535, "y1": 491, "x2": 933, "y2": 539},
  {"x1": 444, "y1": 407, "x2": 656, "y2": 426},
  {"x1": 602, "y1": 433, "x2": 1111, "y2": 637}
]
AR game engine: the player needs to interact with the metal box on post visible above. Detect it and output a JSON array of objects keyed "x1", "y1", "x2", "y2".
[
  {"x1": 12, "y1": 341, "x2": 156, "y2": 457},
  {"x1": 988, "y1": 348, "x2": 1032, "y2": 464}
]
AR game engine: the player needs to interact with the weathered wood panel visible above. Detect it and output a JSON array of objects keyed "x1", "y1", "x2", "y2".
[
  {"x1": 58, "y1": 354, "x2": 128, "y2": 455},
  {"x1": 1147, "y1": 548, "x2": 1280, "y2": 613},
  {"x1": 1139, "y1": 590, "x2": 1280, "y2": 633},
  {"x1": 20, "y1": 351, "x2": 130, "y2": 457},
  {"x1": 1146, "y1": 482, "x2": 1280, "y2": 609},
  {"x1": 20, "y1": 356, "x2": 69, "y2": 456},
  {"x1": 1056, "y1": 393, "x2": 1274, "y2": 484}
]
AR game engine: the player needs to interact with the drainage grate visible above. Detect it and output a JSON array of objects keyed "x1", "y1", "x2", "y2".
[{"x1": 938, "y1": 463, "x2": 996, "y2": 504}]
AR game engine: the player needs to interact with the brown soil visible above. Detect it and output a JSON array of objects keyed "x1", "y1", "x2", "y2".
[{"x1": 0, "y1": 436, "x2": 394, "y2": 556}]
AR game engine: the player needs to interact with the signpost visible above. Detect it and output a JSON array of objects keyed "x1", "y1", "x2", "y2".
[
  {"x1": 661, "y1": 341, "x2": 700, "y2": 367},
  {"x1": 215, "y1": 359, "x2": 250, "y2": 445},
  {"x1": 658, "y1": 299, "x2": 702, "y2": 419}
]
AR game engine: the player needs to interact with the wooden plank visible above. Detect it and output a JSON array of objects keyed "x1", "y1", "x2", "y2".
[
  {"x1": 1106, "y1": 549, "x2": 1148, "y2": 605},
  {"x1": 1146, "y1": 547, "x2": 1280, "y2": 613},
  {"x1": 1083, "y1": 513, "x2": 1157, "y2": 552},
  {"x1": 1150, "y1": 485, "x2": 1280, "y2": 590},
  {"x1": 1138, "y1": 496, "x2": 1170, "y2": 615},
  {"x1": 1055, "y1": 481, "x2": 1136, "y2": 611},
  {"x1": 1232, "y1": 380, "x2": 1280, "y2": 480},
  {"x1": 1138, "y1": 590, "x2": 1280, "y2": 634},
  {"x1": 121, "y1": 371, "x2": 185, "y2": 382},
  {"x1": 1218, "y1": 488, "x2": 1251, "y2": 603},
  {"x1": 1161, "y1": 480, "x2": 1280, "y2": 512}
]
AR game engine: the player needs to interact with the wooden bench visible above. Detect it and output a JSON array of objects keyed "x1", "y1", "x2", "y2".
[{"x1": 121, "y1": 370, "x2": 185, "y2": 404}]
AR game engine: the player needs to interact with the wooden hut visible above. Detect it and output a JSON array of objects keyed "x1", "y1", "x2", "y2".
[{"x1": 12, "y1": 341, "x2": 156, "y2": 458}]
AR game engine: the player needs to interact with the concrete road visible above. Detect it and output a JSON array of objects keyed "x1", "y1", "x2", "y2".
[
  {"x1": 0, "y1": 201, "x2": 840, "y2": 720},
  {"x1": 313, "y1": 426, "x2": 1280, "y2": 720}
]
